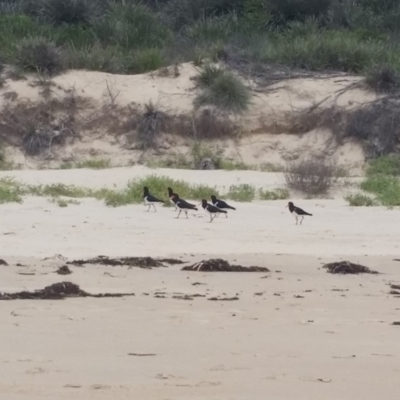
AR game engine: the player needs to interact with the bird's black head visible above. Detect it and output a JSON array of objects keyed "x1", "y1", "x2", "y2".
[
  {"x1": 143, "y1": 186, "x2": 149, "y2": 194},
  {"x1": 287, "y1": 201, "x2": 294, "y2": 211},
  {"x1": 167, "y1": 187, "x2": 173, "y2": 196},
  {"x1": 201, "y1": 199, "x2": 208, "y2": 207},
  {"x1": 210, "y1": 195, "x2": 216, "y2": 201}
]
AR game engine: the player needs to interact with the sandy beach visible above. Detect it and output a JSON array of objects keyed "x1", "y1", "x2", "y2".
[{"x1": 1, "y1": 167, "x2": 400, "y2": 400}]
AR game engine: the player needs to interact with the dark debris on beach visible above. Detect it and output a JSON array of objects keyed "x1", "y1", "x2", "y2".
[
  {"x1": 182, "y1": 258, "x2": 269, "y2": 272},
  {"x1": 68, "y1": 255, "x2": 184, "y2": 269},
  {"x1": 0, "y1": 282, "x2": 135, "y2": 300},
  {"x1": 323, "y1": 261, "x2": 379, "y2": 275}
]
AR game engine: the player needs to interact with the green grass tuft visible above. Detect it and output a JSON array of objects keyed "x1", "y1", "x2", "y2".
[
  {"x1": 196, "y1": 64, "x2": 226, "y2": 87},
  {"x1": 127, "y1": 48, "x2": 164, "y2": 74},
  {"x1": 227, "y1": 184, "x2": 255, "y2": 202},
  {"x1": 13, "y1": 36, "x2": 64, "y2": 75},
  {"x1": 345, "y1": 193, "x2": 377, "y2": 207},
  {"x1": 0, "y1": 177, "x2": 24, "y2": 203},
  {"x1": 60, "y1": 159, "x2": 111, "y2": 169},
  {"x1": 259, "y1": 188, "x2": 290, "y2": 200},
  {"x1": 196, "y1": 69, "x2": 251, "y2": 114}
]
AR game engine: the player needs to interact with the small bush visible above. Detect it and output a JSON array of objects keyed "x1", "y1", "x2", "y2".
[
  {"x1": 163, "y1": 0, "x2": 239, "y2": 30},
  {"x1": 367, "y1": 155, "x2": 400, "y2": 176},
  {"x1": 0, "y1": 177, "x2": 23, "y2": 203},
  {"x1": 127, "y1": 48, "x2": 164, "y2": 74},
  {"x1": 365, "y1": 64, "x2": 400, "y2": 93},
  {"x1": 345, "y1": 193, "x2": 377, "y2": 207},
  {"x1": 190, "y1": 141, "x2": 223, "y2": 168},
  {"x1": 195, "y1": 70, "x2": 251, "y2": 113},
  {"x1": 196, "y1": 64, "x2": 226, "y2": 87},
  {"x1": 13, "y1": 36, "x2": 64, "y2": 75},
  {"x1": 285, "y1": 158, "x2": 338, "y2": 195},
  {"x1": 345, "y1": 98, "x2": 400, "y2": 157},
  {"x1": 265, "y1": 0, "x2": 331, "y2": 24},
  {"x1": 65, "y1": 44, "x2": 124, "y2": 73},
  {"x1": 39, "y1": 0, "x2": 104, "y2": 25},
  {"x1": 227, "y1": 184, "x2": 255, "y2": 202},
  {"x1": 171, "y1": 109, "x2": 239, "y2": 139},
  {"x1": 259, "y1": 188, "x2": 290, "y2": 200},
  {"x1": 137, "y1": 102, "x2": 169, "y2": 150},
  {"x1": 185, "y1": 14, "x2": 238, "y2": 43},
  {"x1": 94, "y1": 1, "x2": 170, "y2": 50},
  {"x1": 0, "y1": 0, "x2": 24, "y2": 14}
]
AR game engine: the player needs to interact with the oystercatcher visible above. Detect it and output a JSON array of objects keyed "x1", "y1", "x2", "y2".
[
  {"x1": 210, "y1": 195, "x2": 235, "y2": 218},
  {"x1": 167, "y1": 187, "x2": 178, "y2": 211},
  {"x1": 143, "y1": 186, "x2": 164, "y2": 212},
  {"x1": 286, "y1": 201, "x2": 312, "y2": 225},
  {"x1": 171, "y1": 194, "x2": 198, "y2": 219},
  {"x1": 201, "y1": 199, "x2": 227, "y2": 222}
]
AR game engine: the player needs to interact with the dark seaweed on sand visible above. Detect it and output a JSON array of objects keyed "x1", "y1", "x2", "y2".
[
  {"x1": 323, "y1": 261, "x2": 379, "y2": 275},
  {"x1": 56, "y1": 265, "x2": 72, "y2": 275},
  {"x1": 0, "y1": 282, "x2": 135, "y2": 300},
  {"x1": 68, "y1": 256, "x2": 184, "y2": 269},
  {"x1": 182, "y1": 259, "x2": 269, "y2": 272}
]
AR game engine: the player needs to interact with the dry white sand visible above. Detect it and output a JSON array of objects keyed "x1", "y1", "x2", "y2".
[{"x1": 1, "y1": 167, "x2": 400, "y2": 399}]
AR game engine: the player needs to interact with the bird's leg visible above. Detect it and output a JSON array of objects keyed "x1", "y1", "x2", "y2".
[
  {"x1": 225, "y1": 212, "x2": 228, "y2": 218},
  {"x1": 146, "y1": 204, "x2": 151, "y2": 212},
  {"x1": 300, "y1": 216, "x2": 304, "y2": 225},
  {"x1": 152, "y1": 204, "x2": 157, "y2": 212},
  {"x1": 176, "y1": 210, "x2": 181, "y2": 219},
  {"x1": 210, "y1": 214, "x2": 214, "y2": 223},
  {"x1": 295, "y1": 216, "x2": 298, "y2": 225},
  {"x1": 185, "y1": 211, "x2": 188, "y2": 219}
]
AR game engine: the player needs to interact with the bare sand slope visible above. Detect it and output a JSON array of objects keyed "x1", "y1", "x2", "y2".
[
  {"x1": 1, "y1": 64, "x2": 377, "y2": 172},
  {"x1": 1, "y1": 168, "x2": 400, "y2": 400}
]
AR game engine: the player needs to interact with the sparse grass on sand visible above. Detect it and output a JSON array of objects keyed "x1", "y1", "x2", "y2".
[
  {"x1": 227, "y1": 184, "x2": 255, "y2": 202},
  {"x1": 345, "y1": 194, "x2": 377, "y2": 207},
  {"x1": 0, "y1": 178, "x2": 23, "y2": 204},
  {"x1": 60, "y1": 159, "x2": 111, "y2": 169},
  {"x1": 0, "y1": 175, "x2": 289, "y2": 206},
  {"x1": 259, "y1": 188, "x2": 290, "y2": 200}
]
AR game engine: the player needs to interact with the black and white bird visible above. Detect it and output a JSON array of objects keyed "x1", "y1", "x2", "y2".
[
  {"x1": 201, "y1": 199, "x2": 227, "y2": 223},
  {"x1": 143, "y1": 186, "x2": 164, "y2": 212},
  {"x1": 171, "y1": 194, "x2": 198, "y2": 219},
  {"x1": 167, "y1": 187, "x2": 178, "y2": 211},
  {"x1": 210, "y1": 195, "x2": 236, "y2": 218},
  {"x1": 286, "y1": 201, "x2": 312, "y2": 225}
]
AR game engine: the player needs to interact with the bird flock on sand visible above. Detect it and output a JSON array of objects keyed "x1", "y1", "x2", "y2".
[{"x1": 143, "y1": 187, "x2": 313, "y2": 225}]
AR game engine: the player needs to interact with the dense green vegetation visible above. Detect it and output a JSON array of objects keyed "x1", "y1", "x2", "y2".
[
  {"x1": 0, "y1": 0, "x2": 400, "y2": 81},
  {"x1": 346, "y1": 155, "x2": 400, "y2": 207}
]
